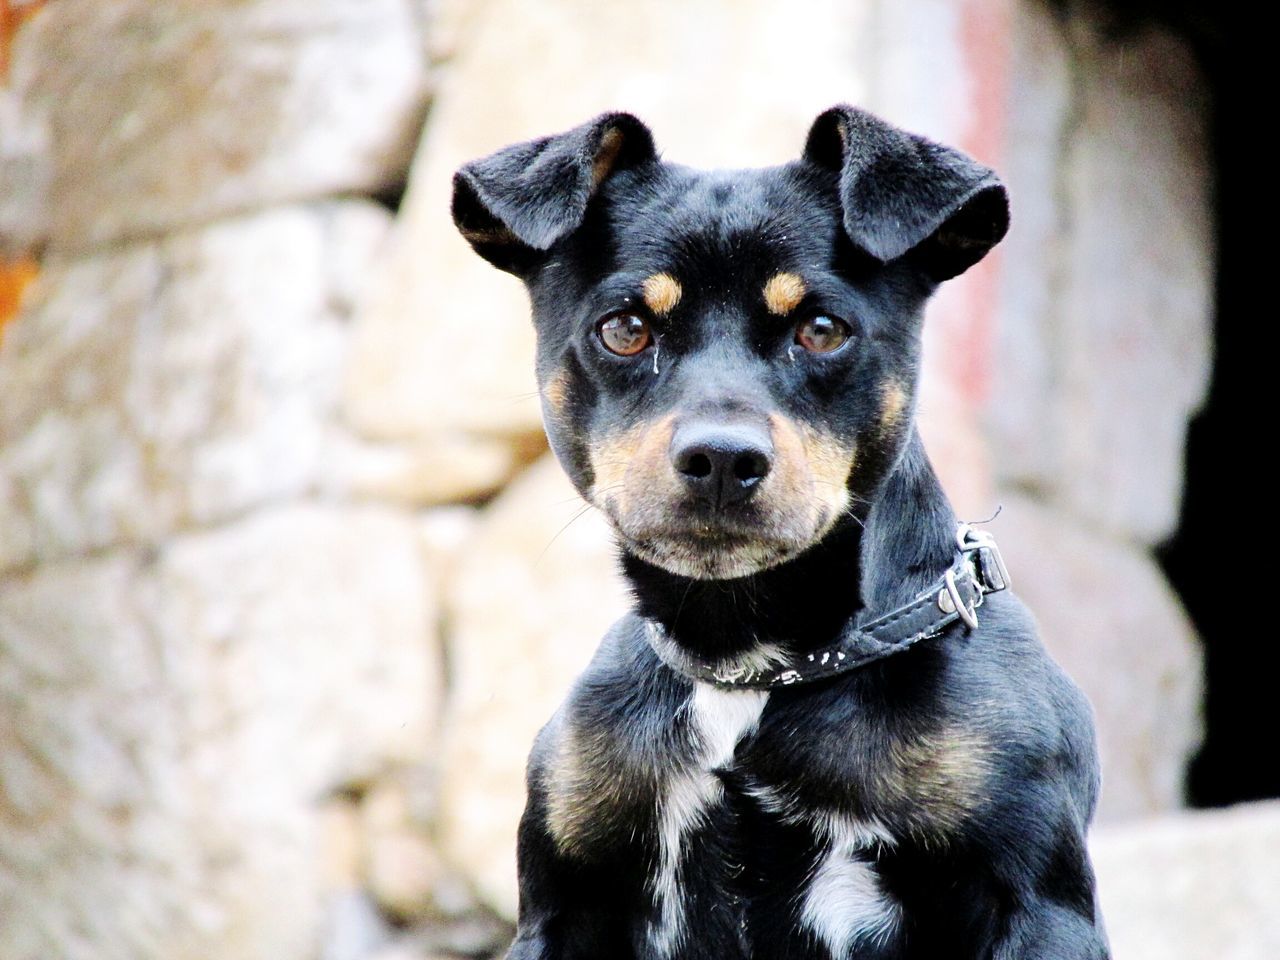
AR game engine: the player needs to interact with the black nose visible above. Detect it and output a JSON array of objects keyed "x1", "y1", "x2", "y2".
[{"x1": 670, "y1": 421, "x2": 773, "y2": 508}]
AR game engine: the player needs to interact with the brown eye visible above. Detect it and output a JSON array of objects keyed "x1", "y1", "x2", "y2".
[
  {"x1": 597, "y1": 313, "x2": 652, "y2": 356},
  {"x1": 795, "y1": 315, "x2": 852, "y2": 354}
]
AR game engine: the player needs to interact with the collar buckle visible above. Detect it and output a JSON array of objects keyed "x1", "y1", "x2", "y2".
[
  {"x1": 941, "y1": 566, "x2": 980, "y2": 629},
  {"x1": 957, "y1": 523, "x2": 1011, "y2": 593}
]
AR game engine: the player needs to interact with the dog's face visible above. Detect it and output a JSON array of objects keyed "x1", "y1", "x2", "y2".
[{"x1": 453, "y1": 108, "x2": 1007, "y2": 579}]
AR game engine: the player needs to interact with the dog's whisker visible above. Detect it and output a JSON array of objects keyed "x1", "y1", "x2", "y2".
[{"x1": 533, "y1": 501, "x2": 599, "y2": 567}]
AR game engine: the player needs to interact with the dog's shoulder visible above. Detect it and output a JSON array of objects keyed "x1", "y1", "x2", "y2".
[
  {"x1": 950, "y1": 589, "x2": 1101, "y2": 808},
  {"x1": 941, "y1": 591, "x2": 1104, "y2": 924},
  {"x1": 527, "y1": 614, "x2": 689, "y2": 860},
  {"x1": 740, "y1": 588, "x2": 1099, "y2": 845}
]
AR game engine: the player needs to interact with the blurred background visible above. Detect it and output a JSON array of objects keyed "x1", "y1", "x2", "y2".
[{"x1": 0, "y1": 0, "x2": 1264, "y2": 958}]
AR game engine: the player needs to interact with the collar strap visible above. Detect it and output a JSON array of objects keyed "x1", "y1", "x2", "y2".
[{"x1": 644, "y1": 523, "x2": 1011, "y2": 690}]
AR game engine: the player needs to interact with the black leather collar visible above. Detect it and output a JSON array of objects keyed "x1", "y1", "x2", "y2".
[{"x1": 644, "y1": 524, "x2": 1010, "y2": 690}]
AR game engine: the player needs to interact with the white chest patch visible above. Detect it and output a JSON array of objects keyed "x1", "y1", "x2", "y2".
[
  {"x1": 648, "y1": 682, "x2": 769, "y2": 956},
  {"x1": 801, "y1": 813, "x2": 902, "y2": 957}
]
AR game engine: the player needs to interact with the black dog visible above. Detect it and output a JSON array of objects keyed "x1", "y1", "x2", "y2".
[{"x1": 451, "y1": 106, "x2": 1109, "y2": 960}]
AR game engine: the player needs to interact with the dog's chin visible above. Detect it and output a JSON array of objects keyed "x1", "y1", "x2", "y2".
[
  {"x1": 607, "y1": 519, "x2": 822, "y2": 581},
  {"x1": 617, "y1": 533, "x2": 797, "y2": 580}
]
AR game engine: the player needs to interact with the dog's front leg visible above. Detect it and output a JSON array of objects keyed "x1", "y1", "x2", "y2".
[
  {"x1": 504, "y1": 794, "x2": 638, "y2": 960},
  {"x1": 503, "y1": 792, "x2": 637, "y2": 960},
  {"x1": 990, "y1": 896, "x2": 1110, "y2": 960},
  {"x1": 504, "y1": 720, "x2": 652, "y2": 960},
  {"x1": 983, "y1": 794, "x2": 1111, "y2": 960}
]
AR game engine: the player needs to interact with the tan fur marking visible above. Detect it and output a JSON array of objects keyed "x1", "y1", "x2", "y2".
[
  {"x1": 768, "y1": 414, "x2": 810, "y2": 508},
  {"x1": 765, "y1": 415, "x2": 855, "y2": 542},
  {"x1": 592, "y1": 127, "x2": 625, "y2": 188},
  {"x1": 801, "y1": 424, "x2": 856, "y2": 497},
  {"x1": 880, "y1": 726, "x2": 993, "y2": 839},
  {"x1": 642, "y1": 273, "x2": 683, "y2": 316},
  {"x1": 879, "y1": 382, "x2": 908, "y2": 435},
  {"x1": 542, "y1": 368, "x2": 570, "y2": 419},
  {"x1": 544, "y1": 726, "x2": 584, "y2": 852},
  {"x1": 763, "y1": 272, "x2": 807, "y2": 315},
  {"x1": 590, "y1": 421, "x2": 647, "y2": 509},
  {"x1": 545, "y1": 718, "x2": 654, "y2": 858},
  {"x1": 590, "y1": 415, "x2": 677, "y2": 517},
  {"x1": 599, "y1": 412, "x2": 858, "y2": 578},
  {"x1": 459, "y1": 224, "x2": 519, "y2": 246}
]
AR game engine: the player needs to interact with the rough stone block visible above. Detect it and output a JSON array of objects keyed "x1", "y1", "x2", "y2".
[
  {"x1": 991, "y1": 7, "x2": 1213, "y2": 543},
  {"x1": 436, "y1": 456, "x2": 631, "y2": 919},
  {"x1": 0, "y1": 202, "x2": 390, "y2": 574},
  {"x1": 361, "y1": 779, "x2": 445, "y2": 922},
  {"x1": 336, "y1": 433, "x2": 547, "y2": 508},
  {"x1": 0, "y1": 85, "x2": 49, "y2": 256},
  {"x1": 1092, "y1": 802, "x2": 1280, "y2": 960},
  {"x1": 992, "y1": 491, "x2": 1202, "y2": 821},
  {"x1": 9, "y1": 0, "x2": 430, "y2": 252},
  {"x1": 0, "y1": 504, "x2": 439, "y2": 960}
]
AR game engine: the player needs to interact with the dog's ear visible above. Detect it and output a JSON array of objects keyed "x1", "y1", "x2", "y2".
[
  {"x1": 803, "y1": 105, "x2": 1009, "y2": 281},
  {"x1": 452, "y1": 112, "x2": 657, "y2": 276}
]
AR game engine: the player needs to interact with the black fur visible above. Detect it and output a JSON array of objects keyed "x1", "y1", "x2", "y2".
[{"x1": 452, "y1": 105, "x2": 1109, "y2": 960}]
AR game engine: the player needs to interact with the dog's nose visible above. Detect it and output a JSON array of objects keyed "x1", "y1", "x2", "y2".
[{"x1": 670, "y1": 422, "x2": 773, "y2": 508}]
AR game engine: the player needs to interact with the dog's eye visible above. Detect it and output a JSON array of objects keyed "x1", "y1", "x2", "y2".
[
  {"x1": 597, "y1": 313, "x2": 652, "y2": 356},
  {"x1": 795, "y1": 315, "x2": 852, "y2": 354}
]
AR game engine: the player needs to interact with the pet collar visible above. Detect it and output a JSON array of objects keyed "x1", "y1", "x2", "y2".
[{"x1": 643, "y1": 523, "x2": 1010, "y2": 689}]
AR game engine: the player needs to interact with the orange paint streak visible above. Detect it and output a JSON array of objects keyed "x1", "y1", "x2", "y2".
[
  {"x1": 0, "y1": 255, "x2": 38, "y2": 342},
  {"x1": 953, "y1": 0, "x2": 1014, "y2": 408},
  {"x1": 1, "y1": 1, "x2": 45, "y2": 82}
]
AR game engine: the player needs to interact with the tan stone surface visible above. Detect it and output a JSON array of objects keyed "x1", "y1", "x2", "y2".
[
  {"x1": 0, "y1": 201, "x2": 390, "y2": 575},
  {"x1": 437, "y1": 456, "x2": 630, "y2": 918},
  {"x1": 0, "y1": 504, "x2": 439, "y2": 960},
  {"x1": 417, "y1": 507, "x2": 482, "y2": 584},
  {"x1": 320, "y1": 798, "x2": 365, "y2": 891},
  {"x1": 991, "y1": 7, "x2": 1213, "y2": 544},
  {"x1": 0, "y1": 85, "x2": 49, "y2": 256},
  {"x1": 9, "y1": 0, "x2": 430, "y2": 252},
  {"x1": 362, "y1": 780, "x2": 445, "y2": 921},
  {"x1": 1092, "y1": 802, "x2": 1280, "y2": 960},
  {"x1": 993, "y1": 491, "x2": 1201, "y2": 822},
  {"x1": 342, "y1": 0, "x2": 876, "y2": 449},
  {"x1": 338, "y1": 433, "x2": 547, "y2": 507}
]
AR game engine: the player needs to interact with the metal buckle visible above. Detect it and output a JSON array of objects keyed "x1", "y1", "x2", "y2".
[
  {"x1": 956, "y1": 523, "x2": 1011, "y2": 592},
  {"x1": 940, "y1": 567, "x2": 979, "y2": 629}
]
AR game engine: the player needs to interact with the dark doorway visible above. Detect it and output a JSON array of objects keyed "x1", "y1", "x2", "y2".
[{"x1": 1101, "y1": 4, "x2": 1265, "y2": 806}]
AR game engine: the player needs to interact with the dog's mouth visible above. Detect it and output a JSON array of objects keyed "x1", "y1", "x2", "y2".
[{"x1": 599, "y1": 500, "x2": 840, "y2": 580}]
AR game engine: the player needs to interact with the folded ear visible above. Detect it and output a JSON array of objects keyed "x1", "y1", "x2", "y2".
[
  {"x1": 452, "y1": 112, "x2": 657, "y2": 275},
  {"x1": 803, "y1": 105, "x2": 1009, "y2": 281}
]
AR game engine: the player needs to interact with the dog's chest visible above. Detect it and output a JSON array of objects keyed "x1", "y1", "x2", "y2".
[
  {"x1": 646, "y1": 683, "x2": 766, "y2": 954},
  {"x1": 648, "y1": 682, "x2": 902, "y2": 958}
]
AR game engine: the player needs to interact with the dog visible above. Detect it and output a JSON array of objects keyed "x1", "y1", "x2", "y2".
[{"x1": 451, "y1": 106, "x2": 1109, "y2": 960}]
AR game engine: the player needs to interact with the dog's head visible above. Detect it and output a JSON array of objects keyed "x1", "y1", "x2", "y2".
[{"x1": 452, "y1": 107, "x2": 1007, "y2": 580}]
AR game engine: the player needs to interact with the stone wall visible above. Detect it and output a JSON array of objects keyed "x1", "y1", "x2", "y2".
[
  {"x1": 1, "y1": 3, "x2": 454, "y2": 959},
  {"x1": 0, "y1": 1, "x2": 1248, "y2": 959}
]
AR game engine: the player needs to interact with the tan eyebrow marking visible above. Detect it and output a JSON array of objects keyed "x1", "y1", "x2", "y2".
[
  {"x1": 641, "y1": 273, "x2": 683, "y2": 316},
  {"x1": 763, "y1": 272, "x2": 807, "y2": 315}
]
